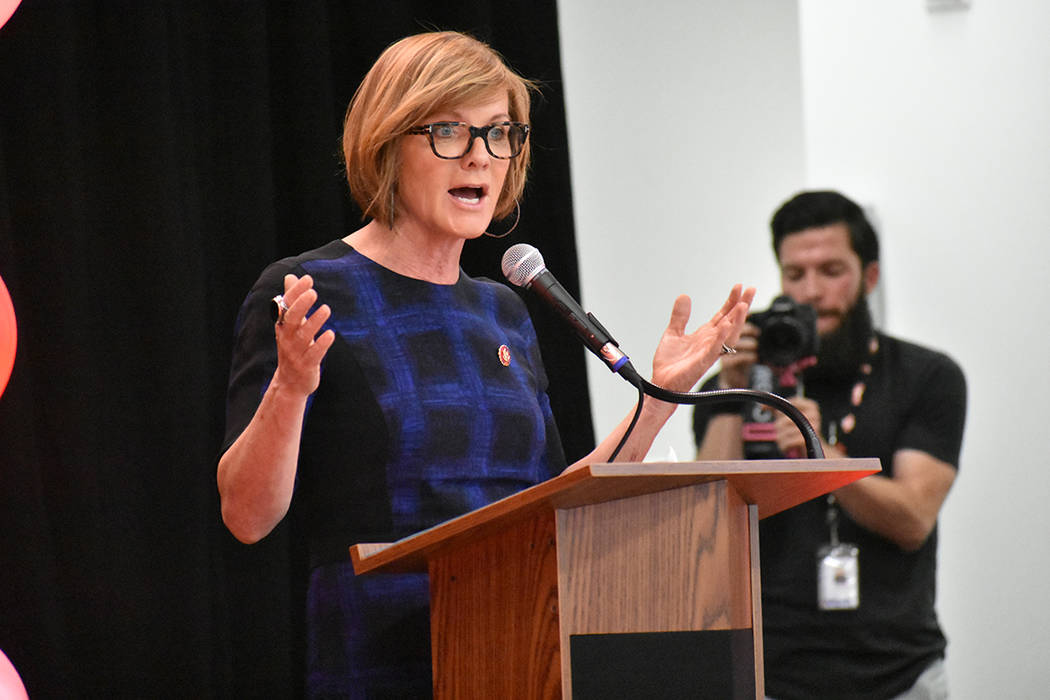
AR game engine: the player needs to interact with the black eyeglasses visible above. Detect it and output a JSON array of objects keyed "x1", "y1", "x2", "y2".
[{"x1": 407, "y1": 121, "x2": 530, "y2": 160}]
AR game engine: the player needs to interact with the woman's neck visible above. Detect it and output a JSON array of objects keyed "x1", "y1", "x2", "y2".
[{"x1": 344, "y1": 220, "x2": 465, "y2": 285}]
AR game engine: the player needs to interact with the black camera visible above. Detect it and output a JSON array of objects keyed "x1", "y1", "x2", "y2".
[{"x1": 747, "y1": 295, "x2": 819, "y2": 367}]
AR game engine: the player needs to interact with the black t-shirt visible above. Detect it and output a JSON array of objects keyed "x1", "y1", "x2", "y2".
[{"x1": 693, "y1": 332, "x2": 966, "y2": 700}]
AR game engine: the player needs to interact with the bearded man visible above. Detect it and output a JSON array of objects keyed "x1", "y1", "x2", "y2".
[{"x1": 693, "y1": 190, "x2": 967, "y2": 700}]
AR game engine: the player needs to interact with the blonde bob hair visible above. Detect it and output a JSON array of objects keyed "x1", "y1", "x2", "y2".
[{"x1": 342, "y1": 31, "x2": 535, "y2": 229}]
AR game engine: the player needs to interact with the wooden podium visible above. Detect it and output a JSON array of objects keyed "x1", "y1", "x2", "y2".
[{"x1": 350, "y1": 458, "x2": 879, "y2": 699}]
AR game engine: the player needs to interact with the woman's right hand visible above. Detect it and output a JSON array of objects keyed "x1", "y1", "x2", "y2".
[
  {"x1": 273, "y1": 274, "x2": 336, "y2": 397},
  {"x1": 217, "y1": 274, "x2": 335, "y2": 543}
]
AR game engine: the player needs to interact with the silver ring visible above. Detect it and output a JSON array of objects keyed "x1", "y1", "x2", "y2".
[
  {"x1": 272, "y1": 294, "x2": 290, "y2": 326},
  {"x1": 720, "y1": 343, "x2": 737, "y2": 355}
]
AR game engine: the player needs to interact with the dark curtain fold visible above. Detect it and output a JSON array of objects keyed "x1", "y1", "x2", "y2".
[{"x1": 0, "y1": 2, "x2": 593, "y2": 696}]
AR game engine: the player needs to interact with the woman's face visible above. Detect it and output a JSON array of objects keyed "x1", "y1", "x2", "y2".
[{"x1": 395, "y1": 97, "x2": 512, "y2": 242}]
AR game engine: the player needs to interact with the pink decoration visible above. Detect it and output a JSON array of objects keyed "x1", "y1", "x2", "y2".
[
  {"x1": 0, "y1": 649, "x2": 28, "y2": 700},
  {"x1": 0, "y1": 0, "x2": 22, "y2": 31},
  {"x1": 0, "y1": 275, "x2": 15, "y2": 398}
]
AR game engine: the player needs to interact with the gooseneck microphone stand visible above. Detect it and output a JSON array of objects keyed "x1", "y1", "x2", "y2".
[{"x1": 612, "y1": 362, "x2": 825, "y2": 461}]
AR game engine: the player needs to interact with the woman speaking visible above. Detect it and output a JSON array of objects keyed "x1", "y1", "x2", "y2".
[{"x1": 217, "y1": 31, "x2": 753, "y2": 697}]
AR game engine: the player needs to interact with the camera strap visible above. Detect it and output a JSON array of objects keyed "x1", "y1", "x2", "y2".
[{"x1": 826, "y1": 334, "x2": 880, "y2": 441}]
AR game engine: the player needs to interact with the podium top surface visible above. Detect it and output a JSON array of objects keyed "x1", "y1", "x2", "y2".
[{"x1": 350, "y1": 457, "x2": 879, "y2": 575}]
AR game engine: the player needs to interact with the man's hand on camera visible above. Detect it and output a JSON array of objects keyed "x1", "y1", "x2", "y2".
[
  {"x1": 774, "y1": 396, "x2": 843, "y2": 459},
  {"x1": 717, "y1": 322, "x2": 759, "y2": 389}
]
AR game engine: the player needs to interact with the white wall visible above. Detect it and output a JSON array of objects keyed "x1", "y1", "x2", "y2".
[
  {"x1": 800, "y1": 2, "x2": 1050, "y2": 697},
  {"x1": 559, "y1": 1, "x2": 1050, "y2": 697},
  {"x1": 557, "y1": 0, "x2": 806, "y2": 463}
]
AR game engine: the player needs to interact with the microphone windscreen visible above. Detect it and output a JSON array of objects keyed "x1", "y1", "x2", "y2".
[{"x1": 501, "y1": 243, "x2": 545, "y2": 287}]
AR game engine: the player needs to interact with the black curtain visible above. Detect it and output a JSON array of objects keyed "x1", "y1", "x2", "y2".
[{"x1": 0, "y1": 2, "x2": 593, "y2": 697}]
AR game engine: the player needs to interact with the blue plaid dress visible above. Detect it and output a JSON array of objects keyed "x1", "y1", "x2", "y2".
[{"x1": 223, "y1": 241, "x2": 565, "y2": 698}]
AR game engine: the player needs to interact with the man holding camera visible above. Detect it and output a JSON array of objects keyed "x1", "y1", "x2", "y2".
[{"x1": 693, "y1": 190, "x2": 966, "y2": 700}]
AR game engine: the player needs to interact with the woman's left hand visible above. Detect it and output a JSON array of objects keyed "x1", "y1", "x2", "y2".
[{"x1": 651, "y1": 284, "x2": 756, "y2": 393}]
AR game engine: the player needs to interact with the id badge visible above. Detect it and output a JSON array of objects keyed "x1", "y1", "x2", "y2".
[{"x1": 817, "y1": 543, "x2": 859, "y2": 610}]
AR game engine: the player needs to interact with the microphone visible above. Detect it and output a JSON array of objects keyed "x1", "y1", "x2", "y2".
[
  {"x1": 501, "y1": 243, "x2": 638, "y2": 379},
  {"x1": 501, "y1": 244, "x2": 825, "y2": 458}
]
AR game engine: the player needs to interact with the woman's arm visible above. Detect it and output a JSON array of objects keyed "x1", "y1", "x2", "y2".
[{"x1": 217, "y1": 274, "x2": 335, "y2": 543}]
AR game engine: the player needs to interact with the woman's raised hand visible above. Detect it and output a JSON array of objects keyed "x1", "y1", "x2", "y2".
[
  {"x1": 651, "y1": 284, "x2": 756, "y2": 393},
  {"x1": 273, "y1": 274, "x2": 335, "y2": 397}
]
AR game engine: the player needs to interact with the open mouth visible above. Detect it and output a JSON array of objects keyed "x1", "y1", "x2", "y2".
[{"x1": 449, "y1": 186, "x2": 484, "y2": 204}]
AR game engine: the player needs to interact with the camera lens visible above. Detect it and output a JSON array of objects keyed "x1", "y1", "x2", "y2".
[
  {"x1": 761, "y1": 318, "x2": 805, "y2": 367},
  {"x1": 750, "y1": 295, "x2": 819, "y2": 367}
]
